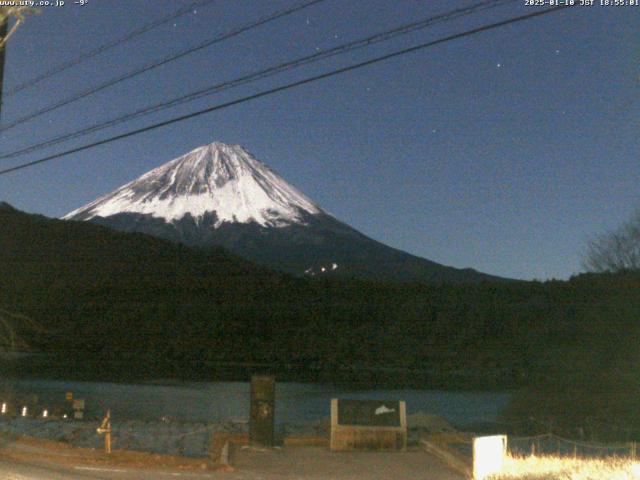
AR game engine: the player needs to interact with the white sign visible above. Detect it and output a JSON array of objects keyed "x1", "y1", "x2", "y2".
[{"x1": 473, "y1": 435, "x2": 507, "y2": 480}]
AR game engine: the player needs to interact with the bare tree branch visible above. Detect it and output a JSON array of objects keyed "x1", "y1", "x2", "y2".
[{"x1": 583, "y1": 208, "x2": 640, "y2": 273}]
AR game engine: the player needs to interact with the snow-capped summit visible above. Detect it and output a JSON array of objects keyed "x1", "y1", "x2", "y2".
[
  {"x1": 63, "y1": 141, "x2": 321, "y2": 227},
  {"x1": 64, "y1": 141, "x2": 504, "y2": 283}
]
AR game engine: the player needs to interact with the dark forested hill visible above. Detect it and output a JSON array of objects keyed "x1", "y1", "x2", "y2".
[{"x1": 2, "y1": 203, "x2": 639, "y2": 403}]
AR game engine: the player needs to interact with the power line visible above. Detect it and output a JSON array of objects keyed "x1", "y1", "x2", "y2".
[
  {"x1": 0, "y1": 5, "x2": 573, "y2": 177},
  {"x1": 0, "y1": 0, "x2": 516, "y2": 161},
  {"x1": 0, "y1": 0, "x2": 327, "y2": 132},
  {"x1": 4, "y1": 0, "x2": 217, "y2": 97}
]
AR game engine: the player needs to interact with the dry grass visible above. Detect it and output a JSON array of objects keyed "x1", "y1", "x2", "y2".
[{"x1": 489, "y1": 454, "x2": 640, "y2": 480}]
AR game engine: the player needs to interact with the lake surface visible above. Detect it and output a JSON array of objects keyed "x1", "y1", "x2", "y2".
[{"x1": 0, "y1": 378, "x2": 510, "y2": 427}]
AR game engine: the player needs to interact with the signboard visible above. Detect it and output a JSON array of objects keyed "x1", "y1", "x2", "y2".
[
  {"x1": 337, "y1": 399, "x2": 401, "y2": 427},
  {"x1": 473, "y1": 435, "x2": 507, "y2": 480},
  {"x1": 330, "y1": 399, "x2": 407, "y2": 451},
  {"x1": 65, "y1": 392, "x2": 73, "y2": 402},
  {"x1": 249, "y1": 375, "x2": 275, "y2": 446},
  {"x1": 73, "y1": 398, "x2": 85, "y2": 420}
]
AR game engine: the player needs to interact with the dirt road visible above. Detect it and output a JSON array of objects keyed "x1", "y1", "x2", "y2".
[
  {"x1": 0, "y1": 458, "x2": 221, "y2": 479},
  {"x1": 0, "y1": 452, "x2": 464, "y2": 480},
  {"x1": 0, "y1": 436, "x2": 464, "y2": 479},
  {"x1": 231, "y1": 445, "x2": 464, "y2": 480}
]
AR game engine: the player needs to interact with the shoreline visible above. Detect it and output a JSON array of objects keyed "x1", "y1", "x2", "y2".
[{"x1": 0, "y1": 354, "x2": 524, "y2": 392}]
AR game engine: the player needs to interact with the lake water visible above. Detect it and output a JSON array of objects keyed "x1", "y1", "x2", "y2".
[{"x1": 0, "y1": 378, "x2": 510, "y2": 428}]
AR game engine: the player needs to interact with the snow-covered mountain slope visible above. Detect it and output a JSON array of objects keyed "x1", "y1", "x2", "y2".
[
  {"x1": 64, "y1": 141, "x2": 505, "y2": 283},
  {"x1": 63, "y1": 142, "x2": 321, "y2": 227}
]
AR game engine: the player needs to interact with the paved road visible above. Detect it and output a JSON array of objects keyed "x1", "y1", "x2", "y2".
[
  {"x1": 0, "y1": 458, "x2": 225, "y2": 480},
  {"x1": 230, "y1": 446, "x2": 464, "y2": 480},
  {"x1": 0, "y1": 458, "x2": 101, "y2": 480},
  {"x1": 0, "y1": 447, "x2": 464, "y2": 480}
]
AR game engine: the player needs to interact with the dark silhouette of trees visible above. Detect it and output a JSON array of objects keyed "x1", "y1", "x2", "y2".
[{"x1": 583, "y1": 208, "x2": 640, "y2": 273}]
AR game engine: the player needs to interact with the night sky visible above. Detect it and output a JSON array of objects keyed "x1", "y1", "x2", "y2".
[{"x1": 0, "y1": 0, "x2": 637, "y2": 280}]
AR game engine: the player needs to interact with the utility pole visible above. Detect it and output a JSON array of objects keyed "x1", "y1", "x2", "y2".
[{"x1": 0, "y1": 14, "x2": 7, "y2": 122}]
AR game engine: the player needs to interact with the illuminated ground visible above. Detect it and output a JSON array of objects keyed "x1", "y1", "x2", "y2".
[{"x1": 0, "y1": 435, "x2": 464, "y2": 479}]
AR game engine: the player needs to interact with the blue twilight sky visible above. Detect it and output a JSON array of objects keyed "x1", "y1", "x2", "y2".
[{"x1": 0, "y1": 0, "x2": 637, "y2": 280}]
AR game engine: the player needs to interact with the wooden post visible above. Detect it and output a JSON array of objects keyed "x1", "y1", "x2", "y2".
[
  {"x1": 330, "y1": 399, "x2": 338, "y2": 451},
  {"x1": 399, "y1": 400, "x2": 407, "y2": 450},
  {"x1": 106, "y1": 430, "x2": 111, "y2": 454},
  {"x1": 97, "y1": 409, "x2": 112, "y2": 454},
  {"x1": 105, "y1": 409, "x2": 111, "y2": 454},
  {"x1": 105, "y1": 409, "x2": 112, "y2": 454}
]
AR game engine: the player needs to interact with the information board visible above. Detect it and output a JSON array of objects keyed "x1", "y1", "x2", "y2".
[
  {"x1": 337, "y1": 399, "x2": 401, "y2": 427},
  {"x1": 330, "y1": 398, "x2": 407, "y2": 451}
]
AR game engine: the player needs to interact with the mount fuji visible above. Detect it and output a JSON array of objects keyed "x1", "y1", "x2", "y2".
[{"x1": 64, "y1": 141, "x2": 501, "y2": 283}]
